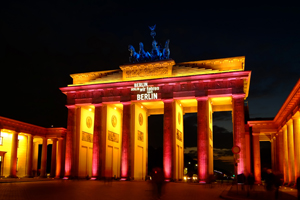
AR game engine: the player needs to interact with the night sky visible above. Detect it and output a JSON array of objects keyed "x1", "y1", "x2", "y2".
[{"x1": 1, "y1": 2, "x2": 300, "y2": 173}]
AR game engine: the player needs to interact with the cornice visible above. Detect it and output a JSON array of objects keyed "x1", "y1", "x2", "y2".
[{"x1": 0, "y1": 116, "x2": 66, "y2": 137}]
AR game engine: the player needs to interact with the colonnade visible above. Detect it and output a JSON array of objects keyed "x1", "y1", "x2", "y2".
[
  {"x1": 65, "y1": 95, "x2": 246, "y2": 182},
  {"x1": 274, "y1": 112, "x2": 300, "y2": 185},
  {"x1": 0, "y1": 128, "x2": 64, "y2": 178}
]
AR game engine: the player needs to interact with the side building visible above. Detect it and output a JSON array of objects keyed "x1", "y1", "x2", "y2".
[{"x1": 0, "y1": 116, "x2": 66, "y2": 178}]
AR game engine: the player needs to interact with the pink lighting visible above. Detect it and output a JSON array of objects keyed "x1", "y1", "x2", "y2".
[
  {"x1": 92, "y1": 105, "x2": 102, "y2": 178},
  {"x1": 121, "y1": 103, "x2": 131, "y2": 178},
  {"x1": 90, "y1": 177, "x2": 96, "y2": 180},
  {"x1": 163, "y1": 100, "x2": 173, "y2": 180},
  {"x1": 197, "y1": 97, "x2": 209, "y2": 182},
  {"x1": 63, "y1": 177, "x2": 69, "y2": 180},
  {"x1": 65, "y1": 106, "x2": 75, "y2": 177}
]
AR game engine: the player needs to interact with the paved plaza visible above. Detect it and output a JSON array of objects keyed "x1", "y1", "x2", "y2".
[{"x1": 0, "y1": 179, "x2": 298, "y2": 200}]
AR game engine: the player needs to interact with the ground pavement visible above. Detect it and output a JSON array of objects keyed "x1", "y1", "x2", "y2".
[{"x1": 0, "y1": 178, "x2": 298, "y2": 200}]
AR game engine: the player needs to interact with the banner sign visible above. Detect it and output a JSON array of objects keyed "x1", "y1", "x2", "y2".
[{"x1": 131, "y1": 82, "x2": 159, "y2": 100}]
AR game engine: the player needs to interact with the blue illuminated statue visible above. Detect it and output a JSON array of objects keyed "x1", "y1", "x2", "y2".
[
  {"x1": 128, "y1": 45, "x2": 140, "y2": 63},
  {"x1": 139, "y1": 42, "x2": 151, "y2": 61},
  {"x1": 128, "y1": 25, "x2": 170, "y2": 63}
]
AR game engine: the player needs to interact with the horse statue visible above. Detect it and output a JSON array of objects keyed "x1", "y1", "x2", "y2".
[
  {"x1": 150, "y1": 40, "x2": 162, "y2": 60},
  {"x1": 139, "y1": 42, "x2": 151, "y2": 61},
  {"x1": 128, "y1": 45, "x2": 140, "y2": 63},
  {"x1": 163, "y1": 39, "x2": 170, "y2": 59}
]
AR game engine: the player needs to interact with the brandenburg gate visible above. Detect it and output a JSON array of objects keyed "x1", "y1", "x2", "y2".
[{"x1": 60, "y1": 56, "x2": 251, "y2": 182}]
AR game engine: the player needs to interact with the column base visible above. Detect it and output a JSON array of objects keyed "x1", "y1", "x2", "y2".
[
  {"x1": 23, "y1": 175, "x2": 33, "y2": 178},
  {"x1": 7, "y1": 175, "x2": 18, "y2": 178}
]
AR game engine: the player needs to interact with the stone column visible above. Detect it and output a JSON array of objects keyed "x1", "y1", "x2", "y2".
[
  {"x1": 56, "y1": 138, "x2": 63, "y2": 178},
  {"x1": 40, "y1": 137, "x2": 47, "y2": 178},
  {"x1": 253, "y1": 133, "x2": 261, "y2": 183},
  {"x1": 65, "y1": 105, "x2": 76, "y2": 177},
  {"x1": 8, "y1": 131, "x2": 19, "y2": 178},
  {"x1": 232, "y1": 95, "x2": 246, "y2": 175},
  {"x1": 92, "y1": 104, "x2": 102, "y2": 179},
  {"x1": 293, "y1": 114, "x2": 300, "y2": 181},
  {"x1": 287, "y1": 120, "x2": 295, "y2": 185},
  {"x1": 25, "y1": 134, "x2": 33, "y2": 177},
  {"x1": 197, "y1": 97, "x2": 209, "y2": 182},
  {"x1": 276, "y1": 130, "x2": 284, "y2": 175},
  {"x1": 121, "y1": 102, "x2": 131, "y2": 179},
  {"x1": 271, "y1": 137, "x2": 275, "y2": 172},
  {"x1": 50, "y1": 138, "x2": 57, "y2": 177},
  {"x1": 283, "y1": 126, "x2": 289, "y2": 184},
  {"x1": 163, "y1": 99, "x2": 174, "y2": 181}
]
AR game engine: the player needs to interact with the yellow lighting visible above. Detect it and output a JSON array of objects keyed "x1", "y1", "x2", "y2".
[
  {"x1": 89, "y1": 108, "x2": 92, "y2": 111},
  {"x1": 141, "y1": 106, "x2": 143, "y2": 108},
  {"x1": 179, "y1": 104, "x2": 181, "y2": 106}
]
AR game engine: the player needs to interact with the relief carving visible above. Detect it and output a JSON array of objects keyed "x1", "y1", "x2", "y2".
[
  {"x1": 138, "y1": 130, "x2": 144, "y2": 142},
  {"x1": 82, "y1": 131, "x2": 93, "y2": 143},
  {"x1": 108, "y1": 130, "x2": 119, "y2": 143},
  {"x1": 176, "y1": 129, "x2": 182, "y2": 142}
]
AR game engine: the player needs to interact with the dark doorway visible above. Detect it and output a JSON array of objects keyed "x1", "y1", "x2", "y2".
[{"x1": 148, "y1": 115, "x2": 163, "y2": 174}]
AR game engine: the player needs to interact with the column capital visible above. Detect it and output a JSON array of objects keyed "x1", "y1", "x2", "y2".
[
  {"x1": 232, "y1": 94, "x2": 245, "y2": 99},
  {"x1": 121, "y1": 101, "x2": 131, "y2": 106},
  {"x1": 287, "y1": 119, "x2": 293, "y2": 125},
  {"x1": 195, "y1": 96, "x2": 208, "y2": 101},
  {"x1": 292, "y1": 111, "x2": 300, "y2": 119},
  {"x1": 162, "y1": 99, "x2": 174, "y2": 103},
  {"x1": 66, "y1": 105, "x2": 76, "y2": 109}
]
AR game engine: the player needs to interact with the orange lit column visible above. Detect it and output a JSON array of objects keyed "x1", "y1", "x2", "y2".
[
  {"x1": 252, "y1": 133, "x2": 261, "y2": 183},
  {"x1": 271, "y1": 137, "x2": 275, "y2": 171},
  {"x1": 276, "y1": 131, "x2": 284, "y2": 175},
  {"x1": 245, "y1": 125, "x2": 251, "y2": 175},
  {"x1": 121, "y1": 102, "x2": 131, "y2": 179},
  {"x1": 40, "y1": 137, "x2": 47, "y2": 178},
  {"x1": 50, "y1": 138, "x2": 57, "y2": 177},
  {"x1": 287, "y1": 120, "x2": 295, "y2": 184},
  {"x1": 92, "y1": 104, "x2": 103, "y2": 179},
  {"x1": 197, "y1": 97, "x2": 209, "y2": 183},
  {"x1": 25, "y1": 134, "x2": 33, "y2": 177},
  {"x1": 293, "y1": 113, "x2": 300, "y2": 181},
  {"x1": 65, "y1": 105, "x2": 76, "y2": 177},
  {"x1": 233, "y1": 95, "x2": 246, "y2": 174},
  {"x1": 163, "y1": 99, "x2": 174, "y2": 181},
  {"x1": 8, "y1": 131, "x2": 19, "y2": 178},
  {"x1": 283, "y1": 126, "x2": 289, "y2": 184},
  {"x1": 56, "y1": 138, "x2": 63, "y2": 178}
]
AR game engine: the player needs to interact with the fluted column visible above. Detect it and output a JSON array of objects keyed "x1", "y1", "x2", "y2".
[
  {"x1": 65, "y1": 105, "x2": 76, "y2": 177},
  {"x1": 8, "y1": 131, "x2": 19, "y2": 178},
  {"x1": 121, "y1": 102, "x2": 131, "y2": 179},
  {"x1": 287, "y1": 120, "x2": 295, "y2": 184},
  {"x1": 25, "y1": 134, "x2": 33, "y2": 177},
  {"x1": 197, "y1": 97, "x2": 209, "y2": 182},
  {"x1": 283, "y1": 126, "x2": 289, "y2": 184},
  {"x1": 56, "y1": 138, "x2": 63, "y2": 178},
  {"x1": 276, "y1": 130, "x2": 284, "y2": 175},
  {"x1": 50, "y1": 138, "x2": 57, "y2": 177},
  {"x1": 92, "y1": 104, "x2": 103, "y2": 179},
  {"x1": 293, "y1": 114, "x2": 300, "y2": 181},
  {"x1": 40, "y1": 137, "x2": 47, "y2": 178},
  {"x1": 253, "y1": 133, "x2": 261, "y2": 183},
  {"x1": 233, "y1": 95, "x2": 246, "y2": 174},
  {"x1": 163, "y1": 99, "x2": 174, "y2": 181}
]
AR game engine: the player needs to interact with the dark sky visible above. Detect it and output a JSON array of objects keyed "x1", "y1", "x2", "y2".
[{"x1": 1, "y1": 1, "x2": 299, "y2": 157}]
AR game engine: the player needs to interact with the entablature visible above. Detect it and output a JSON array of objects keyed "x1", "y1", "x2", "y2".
[
  {"x1": 0, "y1": 116, "x2": 66, "y2": 137},
  {"x1": 61, "y1": 70, "x2": 251, "y2": 106}
]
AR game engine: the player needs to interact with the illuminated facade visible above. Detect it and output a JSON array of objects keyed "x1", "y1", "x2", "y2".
[
  {"x1": 247, "y1": 79, "x2": 300, "y2": 185},
  {"x1": 60, "y1": 56, "x2": 251, "y2": 182},
  {"x1": 0, "y1": 116, "x2": 66, "y2": 178}
]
